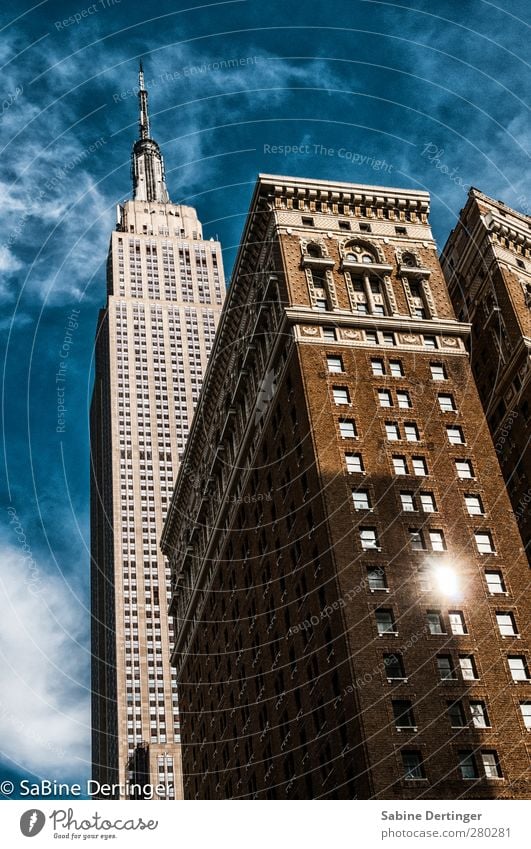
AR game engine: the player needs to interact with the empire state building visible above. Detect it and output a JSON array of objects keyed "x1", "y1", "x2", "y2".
[{"x1": 90, "y1": 63, "x2": 225, "y2": 798}]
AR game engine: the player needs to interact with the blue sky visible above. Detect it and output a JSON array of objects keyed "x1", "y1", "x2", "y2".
[{"x1": 0, "y1": 0, "x2": 529, "y2": 795}]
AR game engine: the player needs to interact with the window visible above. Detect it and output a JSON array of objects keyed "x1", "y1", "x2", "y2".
[
  {"x1": 475, "y1": 531, "x2": 495, "y2": 554},
  {"x1": 482, "y1": 752, "x2": 502, "y2": 779},
  {"x1": 437, "y1": 655, "x2": 455, "y2": 680},
  {"x1": 382, "y1": 331, "x2": 395, "y2": 345},
  {"x1": 420, "y1": 492, "x2": 436, "y2": 513},
  {"x1": 353, "y1": 489, "x2": 370, "y2": 510},
  {"x1": 365, "y1": 330, "x2": 378, "y2": 345},
  {"x1": 395, "y1": 226, "x2": 407, "y2": 235},
  {"x1": 338, "y1": 219, "x2": 351, "y2": 230},
  {"x1": 359, "y1": 222, "x2": 372, "y2": 233},
  {"x1": 519, "y1": 702, "x2": 531, "y2": 728},
  {"x1": 423, "y1": 335, "x2": 437, "y2": 349},
  {"x1": 508, "y1": 656, "x2": 528, "y2": 681},
  {"x1": 459, "y1": 655, "x2": 478, "y2": 680},
  {"x1": 397, "y1": 391, "x2": 412, "y2": 409},
  {"x1": 402, "y1": 751, "x2": 424, "y2": 780},
  {"x1": 393, "y1": 456, "x2": 408, "y2": 475},
  {"x1": 400, "y1": 492, "x2": 415, "y2": 512},
  {"x1": 458, "y1": 751, "x2": 478, "y2": 780},
  {"x1": 449, "y1": 611, "x2": 466, "y2": 635},
  {"x1": 378, "y1": 389, "x2": 392, "y2": 407},
  {"x1": 360, "y1": 527, "x2": 379, "y2": 550},
  {"x1": 427, "y1": 611, "x2": 445, "y2": 635},
  {"x1": 496, "y1": 612, "x2": 517, "y2": 636},
  {"x1": 465, "y1": 494, "x2": 484, "y2": 515},
  {"x1": 486, "y1": 572, "x2": 505, "y2": 594},
  {"x1": 339, "y1": 419, "x2": 357, "y2": 438},
  {"x1": 385, "y1": 422, "x2": 400, "y2": 441},
  {"x1": 470, "y1": 701, "x2": 490, "y2": 728},
  {"x1": 409, "y1": 529, "x2": 426, "y2": 551},
  {"x1": 327, "y1": 355, "x2": 344, "y2": 373},
  {"x1": 448, "y1": 700, "x2": 466, "y2": 728},
  {"x1": 323, "y1": 326, "x2": 336, "y2": 340},
  {"x1": 333, "y1": 386, "x2": 350, "y2": 405},
  {"x1": 368, "y1": 567, "x2": 386, "y2": 590},
  {"x1": 384, "y1": 653, "x2": 405, "y2": 679},
  {"x1": 447, "y1": 425, "x2": 464, "y2": 445},
  {"x1": 389, "y1": 360, "x2": 403, "y2": 377},
  {"x1": 302, "y1": 216, "x2": 314, "y2": 226},
  {"x1": 429, "y1": 530, "x2": 446, "y2": 551},
  {"x1": 412, "y1": 456, "x2": 428, "y2": 476},
  {"x1": 315, "y1": 297, "x2": 328, "y2": 311},
  {"x1": 430, "y1": 363, "x2": 446, "y2": 381},
  {"x1": 404, "y1": 422, "x2": 419, "y2": 442},
  {"x1": 371, "y1": 358, "x2": 385, "y2": 376},
  {"x1": 393, "y1": 700, "x2": 415, "y2": 729},
  {"x1": 456, "y1": 459, "x2": 474, "y2": 479},
  {"x1": 345, "y1": 452, "x2": 364, "y2": 473},
  {"x1": 375, "y1": 608, "x2": 395, "y2": 634},
  {"x1": 438, "y1": 393, "x2": 456, "y2": 412}
]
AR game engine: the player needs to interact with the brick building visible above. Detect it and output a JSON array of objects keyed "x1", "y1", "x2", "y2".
[
  {"x1": 442, "y1": 189, "x2": 531, "y2": 559},
  {"x1": 162, "y1": 174, "x2": 531, "y2": 799}
]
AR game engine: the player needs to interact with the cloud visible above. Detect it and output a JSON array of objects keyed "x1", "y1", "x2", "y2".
[{"x1": 0, "y1": 537, "x2": 90, "y2": 780}]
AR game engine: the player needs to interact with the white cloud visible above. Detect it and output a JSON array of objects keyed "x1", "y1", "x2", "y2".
[{"x1": 0, "y1": 539, "x2": 89, "y2": 779}]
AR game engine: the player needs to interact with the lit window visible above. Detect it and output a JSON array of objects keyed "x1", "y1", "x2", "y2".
[
  {"x1": 397, "y1": 391, "x2": 412, "y2": 409},
  {"x1": 470, "y1": 701, "x2": 490, "y2": 728},
  {"x1": 353, "y1": 489, "x2": 370, "y2": 510},
  {"x1": 367, "y1": 567, "x2": 386, "y2": 590},
  {"x1": 437, "y1": 655, "x2": 455, "y2": 680},
  {"x1": 459, "y1": 655, "x2": 478, "y2": 680},
  {"x1": 412, "y1": 457, "x2": 428, "y2": 476},
  {"x1": 448, "y1": 700, "x2": 466, "y2": 728},
  {"x1": 519, "y1": 702, "x2": 531, "y2": 728},
  {"x1": 475, "y1": 531, "x2": 494, "y2": 554},
  {"x1": 333, "y1": 386, "x2": 350, "y2": 405},
  {"x1": 375, "y1": 609, "x2": 395, "y2": 634},
  {"x1": 465, "y1": 494, "x2": 483, "y2": 515},
  {"x1": 385, "y1": 422, "x2": 400, "y2": 441},
  {"x1": 345, "y1": 452, "x2": 364, "y2": 473},
  {"x1": 393, "y1": 456, "x2": 408, "y2": 475},
  {"x1": 400, "y1": 492, "x2": 415, "y2": 512},
  {"x1": 339, "y1": 419, "x2": 357, "y2": 438},
  {"x1": 360, "y1": 527, "x2": 379, "y2": 550},
  {"x1": 409, "y1": 529, "x2": 426, "y2": 551},
  {"x1": 429, "y1": 530, "x2": 446, "y2": 551},
  {"x1": 447, "y1": 425, "x2": 464, "y2": 444},
  {"x1": 449, "y1": 611, "x2": 466, "y2": 635},
  {"x1": 371, "y1": 359, "x2": 385, "y2": 376},
  {"x1": 389, "y1": 360, "x2": 403, "y2": 377},
  {"x1": 458, "y1": 751, "x2": 478, "y2": 780},
  {"x1": 485, "y1": 572, "x2": 505, "y2": 594},
  {"x1": 430, "y1": 363, "x2": 446, "y2": 381},
  {"x1": 427, "y1": 611, "x2": 445, "y2": 634},
  {"x1": 496, "y1": 612, "x2": 517, "y2": 636},
  {"x1": 378, "y1": 389, "x2": 392, "y2": 407},
  {"x1": 401, "y1": 751, "x2": 424, "y2": 780},
  {"x1": 392, "y1": 700, "x2": 415, "y2": 729},
  {"x1": 438, "y1": 394, "x2": 456, "y2": 412},
  {"x1": 404, "y1": 422, "x2": 419, "y2": 442},
  {"x1": 481, "y1": 752, "x2": 502, "y2": 779},
  {"x1": 327, "y1": 355, "x2": 344, "y2": 373},
  {"x1": 384, "y1": 653, "x2": 405, "y2": 679},
  {"x1": 420, "y1": 492, "x2": 436, "y2": 513},
  {"x1": 456, "y1": 459, "x2": 473, "y2": 479},
  {"x1": 509, "y1": 656, "x2": 528, "y2": 681}
]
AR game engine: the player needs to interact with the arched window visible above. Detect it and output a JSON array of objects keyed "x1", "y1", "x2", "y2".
[
  {"x1": 306, "y1": 243, "x2": 322, "y2": 258},
  {"x1": 402, "y1": 252, "x2": 417, "y2": 268}
]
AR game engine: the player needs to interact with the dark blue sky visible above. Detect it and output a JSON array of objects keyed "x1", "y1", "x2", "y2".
[{"x1": 0, "y1": 0, "x2": 529, "y2": 794}]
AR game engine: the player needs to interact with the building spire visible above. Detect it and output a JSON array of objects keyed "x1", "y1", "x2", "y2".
[{"x1": 131, "y1": 59, "x2": 170, "y2": 203}]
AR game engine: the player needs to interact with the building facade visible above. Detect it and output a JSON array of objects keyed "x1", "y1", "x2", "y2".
[
  {"x1": 442, "y1": 189, "x2": 531, "y2": 559},
  {"x1": 90, "y1": 65, "x2": 225, "y2": 798},
  {"x1": 162, "y1": 174, "x2": 531, "y2": 799}
]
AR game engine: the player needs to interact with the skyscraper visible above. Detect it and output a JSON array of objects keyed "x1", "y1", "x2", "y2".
[
  {"x1": 90, "y1": 64, "x2": 225, "y2": 798},
  {"x1": 162, "y1": 174, "x2": 531, "y2": 799},
  {"x1": 441, "y1": 189, "x2": 531, "y2": 560}
]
